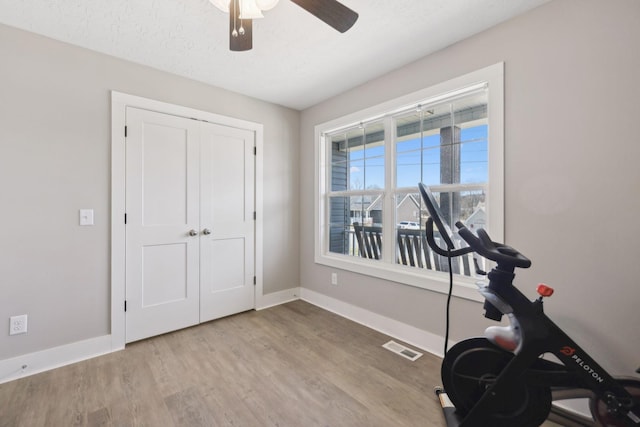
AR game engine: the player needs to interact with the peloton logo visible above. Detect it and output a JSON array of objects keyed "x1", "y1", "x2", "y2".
[{"x1": 561, "y1": 346, "x2": 604, "y2": 383}]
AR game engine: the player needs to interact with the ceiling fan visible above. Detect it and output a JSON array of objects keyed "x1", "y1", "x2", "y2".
[{"x1": 210, "y1": 0, "x2": 359, "y2": 51}]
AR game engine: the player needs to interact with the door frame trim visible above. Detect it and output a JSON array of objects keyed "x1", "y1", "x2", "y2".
[{"x1": 110, "y1": 91, "x2": 264, "y2": 350}]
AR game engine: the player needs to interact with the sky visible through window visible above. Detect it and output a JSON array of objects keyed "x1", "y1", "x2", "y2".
[{"x1": 348, "y1": 125, "x2": 488, "y2": 190}]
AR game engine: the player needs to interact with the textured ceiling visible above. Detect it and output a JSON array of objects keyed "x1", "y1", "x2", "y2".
[{"x1": 0, "y1": 0, "x2": 549, "y2": 110}]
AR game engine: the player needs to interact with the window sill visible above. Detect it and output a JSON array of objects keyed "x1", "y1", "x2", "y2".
[{"x1": 315, "y1": 252, "x2": 484, "y2": 303}]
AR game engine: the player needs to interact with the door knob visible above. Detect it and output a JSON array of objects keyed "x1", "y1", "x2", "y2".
[
  {"x1": 202, "y1": 228, "x2": 212, "y2": 235},
  {"x1": 188, "y1": 229, "x2": 198, "y2": 236}
]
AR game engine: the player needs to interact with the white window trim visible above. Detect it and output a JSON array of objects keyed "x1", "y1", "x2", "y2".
[{"x1": 314, "y1": 63, "x2": 504, "y2": 302}]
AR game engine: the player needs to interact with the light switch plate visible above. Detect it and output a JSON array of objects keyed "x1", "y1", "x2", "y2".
[{"x1": 79, "y1": 209, "x2": 94, "y2": 225}]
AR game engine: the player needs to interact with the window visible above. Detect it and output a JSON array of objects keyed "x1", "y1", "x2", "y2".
[
  {"x1": 315, "y1": 64, "x2": 504, "y2": 299},
  {"x1": 327, "y1": 119, "x2": 385, "y2": 257}
]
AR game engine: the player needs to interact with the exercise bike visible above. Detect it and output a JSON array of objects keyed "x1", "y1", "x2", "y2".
[{"x1": 417, "y1": 183, "x2": 640, "y2": 427}]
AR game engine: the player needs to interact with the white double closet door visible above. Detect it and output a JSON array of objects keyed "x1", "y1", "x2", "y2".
[{"x1": 125, "y1": 107, "x2": 255, "y2": 343}]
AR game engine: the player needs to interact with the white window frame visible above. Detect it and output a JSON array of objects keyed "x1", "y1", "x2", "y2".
[{"x1": 314, "y1": 63, "x2": 504, "y2": 301}]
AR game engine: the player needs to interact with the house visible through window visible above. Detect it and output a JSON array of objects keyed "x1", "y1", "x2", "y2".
[
  {"x1": 328, "y1": 119, "x2": 385, "y2": 257},
  {"x1": 315, "y1": 64, "x2": 503, "y2": 296}
]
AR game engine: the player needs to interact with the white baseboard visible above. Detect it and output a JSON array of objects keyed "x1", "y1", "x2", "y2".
[
  {"x1": 300, "y1": 288, "x2": 449, "y2": 358},
  {"x1": 0, "y1": 334, "x2": 114, "y2": 385},
  {"x1": 1, "y1": 288, "x2": 445, "y2": 385},
  {"x1": 0, "y1": 287, "x2": 303, "y2": 385},
  {"x1": 257, "y1": 287, "x2": 301, "y2": 310},
  {"x1": 299, "y1": 290, "x2": 593, "y2": 419}
]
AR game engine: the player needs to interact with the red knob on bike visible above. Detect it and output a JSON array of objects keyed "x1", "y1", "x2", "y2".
[{"x1": 537, "y1": 284, "x2": 554, "y2": 297}]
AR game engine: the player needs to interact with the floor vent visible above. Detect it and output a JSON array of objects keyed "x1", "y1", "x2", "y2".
[{"x1": 382, "y1": 340, "x2": 423, "y2": 361}]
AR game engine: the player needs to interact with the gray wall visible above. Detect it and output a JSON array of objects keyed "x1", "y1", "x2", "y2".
[
  {"x1": 300, "y1": 0, "x2": 640, "y2": 374},
  {"x1": 2, "y1": 0, "x2": 639, "y2": 378},
  {"x1": 0, "y1": 24, "x2": 300, "y2": 360}
]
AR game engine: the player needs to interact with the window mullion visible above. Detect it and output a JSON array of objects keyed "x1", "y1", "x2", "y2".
[
  {"x1": 321, "y1": 133, "x2": 330, "y2": 256},
  {"x1": 382, "y1": 116, "x2": 395, "y2": 264}
]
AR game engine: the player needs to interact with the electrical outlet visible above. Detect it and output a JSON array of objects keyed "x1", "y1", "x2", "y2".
[
  {"x1": 9, "y1": 315, "x2": 28, "y2": 335},
  {"x1": 331, "y1": 272, "x2": 338, "y2": 285}
]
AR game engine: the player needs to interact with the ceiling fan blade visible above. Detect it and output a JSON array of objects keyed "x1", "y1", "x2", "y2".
[
  {"x1": 229, "y1": 0, "x2": 253, "y2": 51},
  {"x1": 289, "y1": 0, "x2": 358, "y2": 33}
]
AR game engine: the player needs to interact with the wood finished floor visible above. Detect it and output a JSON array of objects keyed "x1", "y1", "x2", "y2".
[{"x1": 1, "y1": 300, "x2": 564, "y2": 427}]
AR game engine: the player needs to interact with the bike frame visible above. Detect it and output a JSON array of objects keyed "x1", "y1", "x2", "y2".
[
  {"x1": 460, "y1": 262, "x2": 640, "y2": 426},
  {"x1": 417, "y1": 182, "x2": 639, "y2": 426}
]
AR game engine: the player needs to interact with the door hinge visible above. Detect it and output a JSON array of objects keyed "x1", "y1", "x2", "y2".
[
  {"x1": 124, "y1": 213, "x2": 127, "y2": 224},
  {"x1": 253, "y1": 146, "x2": 257, "y2": 155},
  {"x1": 253, "y1": 276, "x2": 256, "y2": 286},
  {"x1": 253, "y1": 211, "x2": 256, "y2": 220},
  {"x1": 124, "y1": 126, "x2": 128, "y2": 138},
  {"x1": 124, "y1": 300, "x2": 127, "y2": 312}
]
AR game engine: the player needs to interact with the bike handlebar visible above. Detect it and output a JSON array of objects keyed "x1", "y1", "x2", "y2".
[
  {"x1": 425, "y1": 218, "x2": 474, "y2": 258},
  {"x1": 455, "y1": 222, "x2": 531, "y2": 269}
]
